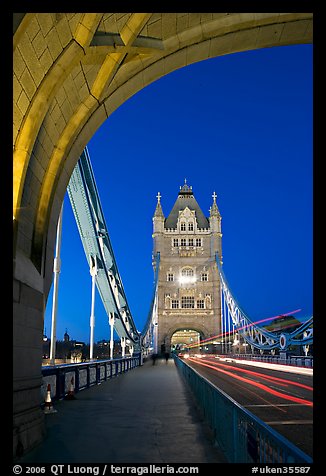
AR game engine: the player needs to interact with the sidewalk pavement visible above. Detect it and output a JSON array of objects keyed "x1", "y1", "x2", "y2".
[{"x1": 18, "y1": 357, "x2": 227, "y2": 464}]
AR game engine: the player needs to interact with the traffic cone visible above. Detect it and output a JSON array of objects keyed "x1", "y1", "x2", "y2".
[
  {"x1": 65, "y1": 376, "x2": 76, "y2": 400},
  {"x1": 44, "y1": 383, "x2": 57, "y2": 413}
]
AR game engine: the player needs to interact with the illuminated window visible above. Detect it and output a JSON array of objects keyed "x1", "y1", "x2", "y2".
[
  {"x1": 180, "y1": 222, "x2": 186, "y2": 231},
  {"x1": 197, "y1": 299, "x2": 205, "y2": 309},
  {"x1": 179, "y1": 267, "x2": 196, "y2": 284},
  {"x1": 167, "y1": 273, "x2": 174, "y2": 282},
  {"x1": 201, "y1": 273, "x2": 208, "y2": 281},
  {"x1": 181, "y1": 296, "x2": 195, "y2": 308},
  {"x1": 171, "y1": 300, "x2": 179, "y2": 309},
  {"x1": 181, "y1": 267, "x2": 194, "y2": 277}
]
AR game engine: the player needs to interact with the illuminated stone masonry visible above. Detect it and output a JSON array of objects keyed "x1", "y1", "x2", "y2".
[{"x1": 152, "y1": 182, "x2": 223, "y2": 353}]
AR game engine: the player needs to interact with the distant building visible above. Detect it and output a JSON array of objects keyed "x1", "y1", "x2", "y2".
[
  {"x1": 263, "y1": 315, "x2": 302, "y2": 334},
  {"x1": 42, "y1": 337, "x2": 123, "y2": 363}
]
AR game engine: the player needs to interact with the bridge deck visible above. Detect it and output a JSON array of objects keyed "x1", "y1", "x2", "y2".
[{"x1": 19, "y1": 357, "x2": 226, "y2": 463}]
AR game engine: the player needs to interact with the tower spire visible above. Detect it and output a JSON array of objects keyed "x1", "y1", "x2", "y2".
[
  {"x1": 210, "y1": 191, "x2": 220, "y2": 217},
  {"x1": 154, "y1": 192, "x2": 164, "y2": 218},
  {"x1": 179, "y1": 179, "x2": 193, "y2": 195}
]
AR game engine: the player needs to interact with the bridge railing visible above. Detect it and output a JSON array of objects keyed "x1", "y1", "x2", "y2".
[
  {"x1": 231, "y1": 353, "x2": 313, "y2": 368},
  {"x1": 174, "y1": 355, "x2": 312, "y2": 463},
  {"x1": 41, "y1": 355, "x2": 141, "y2": 402}
]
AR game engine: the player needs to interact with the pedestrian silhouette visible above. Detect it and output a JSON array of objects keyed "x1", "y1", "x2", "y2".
[
  {"x1": 164, "y1": 352, "x2": 169, "y2": 363},
  {"x1": 151, "y1": 353, "x2": 158, "y2": 365}
]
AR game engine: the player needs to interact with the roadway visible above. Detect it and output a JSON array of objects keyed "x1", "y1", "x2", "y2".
[{"x1": 182, "y1": 354, "x2": 313, "y2": 458}]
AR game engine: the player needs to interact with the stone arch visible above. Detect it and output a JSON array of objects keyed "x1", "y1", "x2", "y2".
[
  {"x1": 165, "y1": 322, "x2": 212, "y2": 343},
  {"x1": 12, "y1": 12, "x2": 313, "y2": 456},
  {"x1": 14, "y1": 13, "x2": 312, "y2": 278}
]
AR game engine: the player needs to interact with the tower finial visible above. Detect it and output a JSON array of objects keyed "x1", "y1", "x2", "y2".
[
  {"x1": 156, "y1": 192, "x2": 161, "y2": 204},
  {"x1": 210, "y1": 191, "x2": 220, "y2": 218},
  {"x1": 179, "y1": 179, "x2": 193, "y2": 195}
]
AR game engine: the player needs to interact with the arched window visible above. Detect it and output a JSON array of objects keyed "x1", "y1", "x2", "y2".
[
  {"x1": 181, "y1": 267, "x2": 194, "y2": 277},
  {"x1": 179, "y1": 267, "x2": 196, "y2": 284}
]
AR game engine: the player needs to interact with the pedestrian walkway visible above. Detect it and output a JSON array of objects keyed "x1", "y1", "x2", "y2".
[{"x1": 18, "y1": 357, "x2": 227, "y2": 463}]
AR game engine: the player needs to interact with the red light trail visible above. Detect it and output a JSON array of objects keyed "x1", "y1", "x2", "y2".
[
  {"x1": 198, "y1": 358, "x2": 313, "y2": 391},
  {"x1": 188, "y1": 357, "x2": 313, "y2": 407}
]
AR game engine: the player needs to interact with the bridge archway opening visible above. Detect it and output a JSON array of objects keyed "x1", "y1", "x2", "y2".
[{"x1": 170, "y1": 329, "x2": 201, "y2": 354}]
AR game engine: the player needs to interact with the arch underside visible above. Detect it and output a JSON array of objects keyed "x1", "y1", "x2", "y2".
[
  {"x1": 13, "y1": 12, "x2": 313, "y2": 294},
  {"x1": 165, "y1": 322, "x2": 214, "y2": 342}
]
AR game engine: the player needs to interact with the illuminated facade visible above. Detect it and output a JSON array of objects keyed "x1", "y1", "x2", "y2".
[{"x1": 152, "y1": 181, "x2": 223, "y2": 353}]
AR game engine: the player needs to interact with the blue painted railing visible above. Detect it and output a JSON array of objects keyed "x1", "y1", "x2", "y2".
[
  {"x1": 174, "y1": 355, "x2": 312, "y2": 463},
  {"x1": 41, "y1": 354, "x2": 141, "y2": 402}
]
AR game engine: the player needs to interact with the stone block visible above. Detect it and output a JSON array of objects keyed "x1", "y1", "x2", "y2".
[
  {"x1": 56, "y1": 15, "x2": 73, "y2": 49},
  {"x1": 231, "y1": 28, "x2": 259, "y2": 54},
  {"x1": 139, "y1": 59, "x2": 165, "y2": 90},
  {"x1": 37, "y1": 13, "x2": 55, "y2": 38},
  {"x1": 147, "y1": 19, "x2": 162, "y2": 39},
  {"x1": 209, "y1": 33, "x2": 234, "y2": 58},
  {"x1": 20, "y1": 67, "x2": 37, "y2": 101},
  {"x1": 163, "y1": 48, "x2": 187, "y2": 75},
  {"x1": 188, "y1": 13, "x2": 202, "y2": 28},
  {"x1": 32, "y1": 30, "x2": 47, "y2": 58},
  {"x1": 46, "y1": 27, "x2": 63, "y2": 62},
  {"x1": 39, "y1": 47, "x2": 53, "y2": 73},
  {"x1": 178, "y1": 24, "x2": 203, "y2": 48},
  {"x1": 25, "y1": 15, "x2": 41, "y2": 43},
  {"x1": 280, "y1": 19, "x2": 312, "y2": 44},
  {"x1": 162, "y1": 13, "x2": 177, "y2": 38},
  {"x1": 20, "y1": 282, "x2": 44, "y2": 312},
  {"x1": 13, "y1": 46, "x2": 26, "y2": 80},
  {"x1": 256, "y1": 24, "x2": 283, "y2": 49},
  {"x1": 17, "y1": 32, "x2": 38, "y2": 71},
  {"x1": 186, "y1": 40, "x2": 210, "y2": 66}
]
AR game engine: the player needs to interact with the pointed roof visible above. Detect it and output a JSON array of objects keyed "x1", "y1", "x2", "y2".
[
  {"x1": 165, "y1": 181, "x2": 209, "y2": 229},
  {"x1": 209, "y1": 191, "x2": 221, "y2": 218},
  {"x1": 153, "y1": 192, "x2": 164, "y2": 218}
]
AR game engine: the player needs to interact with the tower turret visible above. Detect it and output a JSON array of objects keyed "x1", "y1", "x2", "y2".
[
  {"x1": 152, "y1": 192, "x2": 165, "y2": 255},
  {"x1": 209, "y1": 192, "x2": 223, "y2": 261}
]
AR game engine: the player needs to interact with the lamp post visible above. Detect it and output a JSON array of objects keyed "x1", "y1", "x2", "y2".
[
  {"x1": 49, "y1": 203, "x2": 63, "y2": 365},
  {"x1": 89, "y1": 255, "x2": 98, "y2": 360}
]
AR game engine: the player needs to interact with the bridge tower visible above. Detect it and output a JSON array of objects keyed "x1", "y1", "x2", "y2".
[{"x1": 152, "y1": 181, "x2": 223, "y2": 354}]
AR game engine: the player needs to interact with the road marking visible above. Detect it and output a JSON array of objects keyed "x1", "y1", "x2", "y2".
[{"x1": 265, "y1": 420, "x2": 313, "y2": 425}]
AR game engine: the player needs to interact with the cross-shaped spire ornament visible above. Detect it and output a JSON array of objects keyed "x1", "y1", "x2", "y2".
[
  {"x1": 156, "y1": 192, "x2": 161, "y2": 203},
  {"x1": 212, "y1": 191, "x2": 217, "y2": 203}
]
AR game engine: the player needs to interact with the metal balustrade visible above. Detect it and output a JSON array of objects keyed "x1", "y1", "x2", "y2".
[
  {"x1": 174, "y1": 355, "x2": 312, "y2": 463},
  {"x1": 231, "y1": 353, "x2": 313, "y2": 368},
  {"x1": 41, "y1": 355, "x2": 141, "y2": 402}
]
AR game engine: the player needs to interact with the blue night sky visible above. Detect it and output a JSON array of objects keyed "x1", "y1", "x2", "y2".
[{"x1": 43, "y1": 44, "x2": 313, "y2": 344}]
